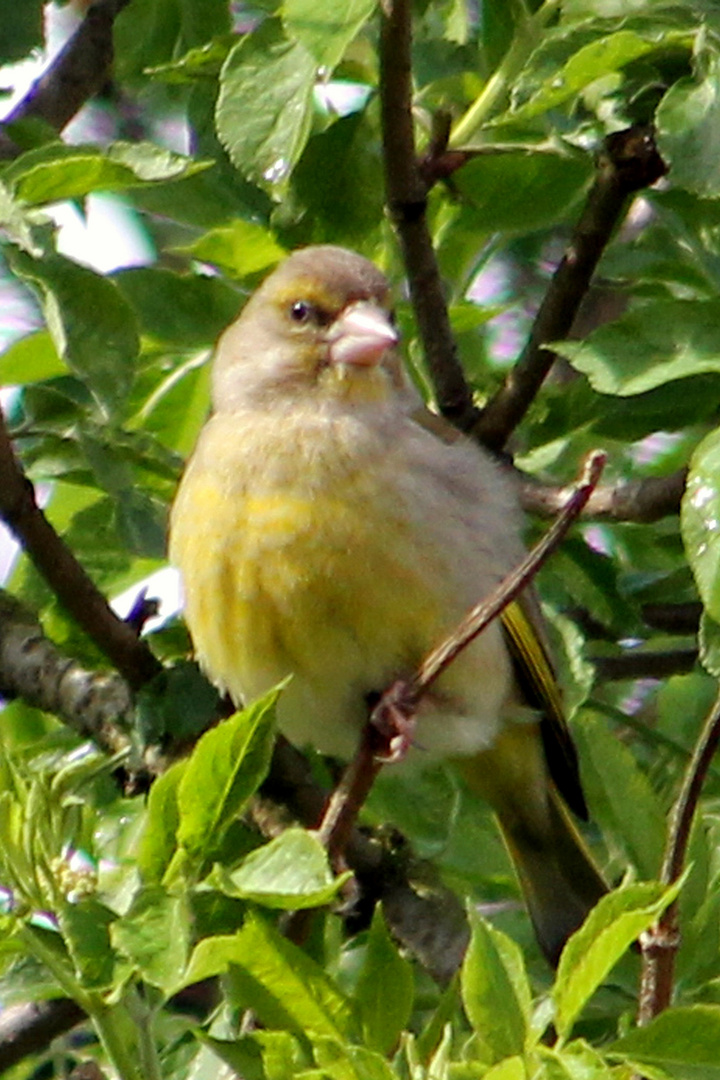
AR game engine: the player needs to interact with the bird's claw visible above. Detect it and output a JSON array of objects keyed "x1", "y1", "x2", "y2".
[{"x1": 369, "y1": 680, "x2": 418, "y2": 764}]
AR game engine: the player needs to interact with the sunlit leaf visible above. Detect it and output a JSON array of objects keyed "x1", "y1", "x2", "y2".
[
  {"x1": 283, "y1": 0, "x2": 377, "y2": 71},
  {"x1": 216, "y1": 21, "x2": 316, "y2": 191}
]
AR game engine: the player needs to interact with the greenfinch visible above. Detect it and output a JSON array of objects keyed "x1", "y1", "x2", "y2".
[{"x1": 169, "y1": 245, "x2": 606, "y2": 965}]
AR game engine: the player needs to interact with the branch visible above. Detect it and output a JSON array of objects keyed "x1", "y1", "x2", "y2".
[
  {"x1": 378, "y1": 0, "x2": 478, "y2": 428},
  {"x1": 520, "y1": 468, "x2": 687, "y2": 524},
  {"x1": 474, "y1": 126, "x2": 668, "y2": 452},
  {"x1": 592, "y1": 648, "x2": 697, "y2": 682},
  {"x1": 0, "y1": 590, "x2": 138, "y2": 760},
  {"x1": 638, "y1": 687, "x2": 720, "y2": 1023},
  {"x1": 1, "y1": 0, "x2": 131, "y2": 142},
  {"x1": 0, "y1": 409, "x2": 161, "y2": 690},
  {"x1": 258, "y1": 738, "x2": 470, "y2": 984},
  {"x1": 642, "y1": 602, "x2": 701, "y2": 636},
  {"x1": 0, "y1": 998, "x2": 85, "y2": 1074}
]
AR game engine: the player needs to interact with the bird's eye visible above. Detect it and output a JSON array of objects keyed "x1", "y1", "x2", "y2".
[{"x1": 290, "y1": 300, "x2": 313, "y2": 323}]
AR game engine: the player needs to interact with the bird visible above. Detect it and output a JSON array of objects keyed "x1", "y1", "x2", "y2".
[{"x1": 169, "y1": 244, "x2": 607, "y2": 966}]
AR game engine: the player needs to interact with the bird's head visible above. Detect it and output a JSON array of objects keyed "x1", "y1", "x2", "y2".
[{"x1": 212, "y1": 246, "x2": 405, "y2": 412}]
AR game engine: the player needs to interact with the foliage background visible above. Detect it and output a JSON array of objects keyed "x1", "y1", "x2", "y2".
[{"x1": 2, "y1": 0, "x2": 720, "y2": 1077}]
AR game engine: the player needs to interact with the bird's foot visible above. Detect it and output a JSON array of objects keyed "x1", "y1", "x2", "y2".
[{"x1": 369, "y1": 679, "x2": 418, "y2": 764}]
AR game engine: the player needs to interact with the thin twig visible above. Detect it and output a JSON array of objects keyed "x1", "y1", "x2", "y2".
[
  {"x1": 378, "y1": 0, "x2": 478, "y2": 428},
  {"x1": 0, "y1": 409, "x2": 161, "y2": 690},
  {"x1": 592, "y1": 648, "x2": 697, "y2": 682},
  {"x1": 317, "y1": 451, "x2": 606, "y2": 864},
  {"x1": 641, "y1": 602, "x2": 701, "y2": 636},
  {"x1": 408, "y1": 449, "x2": 606, "y2": 703},
  {"x1": 638, "y1": 688, "x2": 720, "y2": 1024},
  {"x1": 258, "y1": 738, "x2": 470, "y2": 984},
  {"x1": 474, "y1": 126, "x2": 668, "y2": 452},
  {"x1": 520, "y1": 468, "x2": 687, "y2": 524},
  {"x1": 316, "y1": 723, "x2": 384, "y2": 864}
]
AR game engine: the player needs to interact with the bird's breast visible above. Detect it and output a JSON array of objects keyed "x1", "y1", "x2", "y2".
[{"x1": 170, "y1": 409, "x2": 514, "y2": 759}]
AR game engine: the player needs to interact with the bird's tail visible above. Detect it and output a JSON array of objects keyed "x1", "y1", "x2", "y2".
[
  {"x1": 456, "y1": 726, "x2": 607, "y2": 967},
  {"x1": 495, "y1": 788, "x2": 607, "y2": 966}
]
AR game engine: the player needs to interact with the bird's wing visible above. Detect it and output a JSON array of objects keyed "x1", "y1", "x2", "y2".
[
  {"x1": 501, "y1": 598, "x2": 588, "y2": 821},
  {"x1": 408, "y1": 403, "x2": 588, "y2": 820}
]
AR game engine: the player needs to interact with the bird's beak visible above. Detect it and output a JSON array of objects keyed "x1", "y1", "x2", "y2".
[{"x1": 327, "y1": 302, "x2": 399, "y2": 368}]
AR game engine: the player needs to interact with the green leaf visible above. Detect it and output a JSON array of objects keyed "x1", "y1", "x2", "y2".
[
  {"x1": 479, "y1": 1059, "x2": 526, "y2": 1080},
  {"x1": 135, "y1": 353, "x2": 211, "y2": 457},
  {"x1": 354, "y1": 907, "x2": 414, "y2": 1055},
  {"x1": 209, "y1": 828, "x2": 348, "y2": 909},
  {"x1": 0, "y1": 180, "x2": 47, "y2": 254},
  {"x1": 179, "y1": 218, "x2": 285, "y2": 278},
  {"x1": 553, "y1": 879, "x2": 684, "y2": 1040},
  {"x1": 114, "y1": 0, "x2": 231, "y2": 81},
  {"x1": 0, "y1": 331, "x2": 64, "y2": 385},
  {"x1": 657, "y1": 58, "x2": 720, "y2": 197},
  {"x1": 216, "y1": 20, "x2": 317, "y2": 191},
  {"x1": 555, "y1": 300, "x2": 720, "y2": 396},
  {"x1": 135, "y1": 661, "x2": 220, "y2": 749},
  {"x1": 6, "y1": 248, "x2": 139, "y2": 416},
  {"x1": 310, "y1": 1035, "x2": 399, "y2": 1080},
  {"x1": 461, "y1": 910, "x2": 530, "y2": 1063},
  {"x1": 699, "y1": 611, "x2": 720, "y2": 678},
  {"x1": 175, "y1": 691, "x2": 278, "y2": 866},
  {"x1": 538, "y1": 1039, "x2": 613, "y2": 1080},
  {"x1": 452, "y1": 152, "x2": 592, "y2": 236},
  {"x1": 283, "y1": 0, "x2": 377, "y2": 71},
  {"x1": 572, "y1": 712, "x2": 665, "y2": 879},
  {"x1": 683, "y1": 427, "x2": 720, "y2": 624},
  {"x1": 609, "y1": 1005, "x2": 720, "y2": 1078},
  {"x1": 0, "y1": 0, "x2": 43, "y2": 63},
  {"x1": 136, "y1": 761, "x2": 186, "y2": 884},
  {"x1": 415, "y1": 975, "x2": 461, "y2": 1065},
  {"x1": 291, "y1": 110, "x2": 385, "y2": 245},
  {"x1": 182, "y1": 913, "x2": 353, "y2": 1038},
  {"x1": 145, "y1": 35, "x2": 235, "y2": 83},
  {"x1": 113, "y1": 266, "x2": 241, "y2": 347},
  {"x1": 57, "y1": 898, "x2": 117, "y2": 990},
  {"x1": 6, "y1": 141, "x2": 210, "y2": 206},
  {"x1": 201, "y1": 1028, "x2": 308, "y2": 1080},
  {"x1": 200, "y1": 1029, "x2": 307, "y2": 1080},
  {"x1": 503, "y1": 30, "x2": 674, "y2": 125},
  {"x1": 111, "y1": 885, "x2": 189, "y2": 992}
]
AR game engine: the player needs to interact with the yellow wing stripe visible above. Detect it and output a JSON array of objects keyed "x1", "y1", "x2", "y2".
[{"x1": 501, "y1": 600, "x2": 565, "y2": 725}]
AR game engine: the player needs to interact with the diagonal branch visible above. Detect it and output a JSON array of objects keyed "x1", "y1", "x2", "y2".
[
  {"x1": 474, "y1": 126, "x2": 668, "y2": 452},
  {"x1": 316, "y1": 451, "x2": 606, "y2": 868},
  {"x1": 1, "y1": 0, "x2": 132, "y2": 151},
  {"x1": 0, "y1": 408, "x2": 161, "y2": 690}
]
